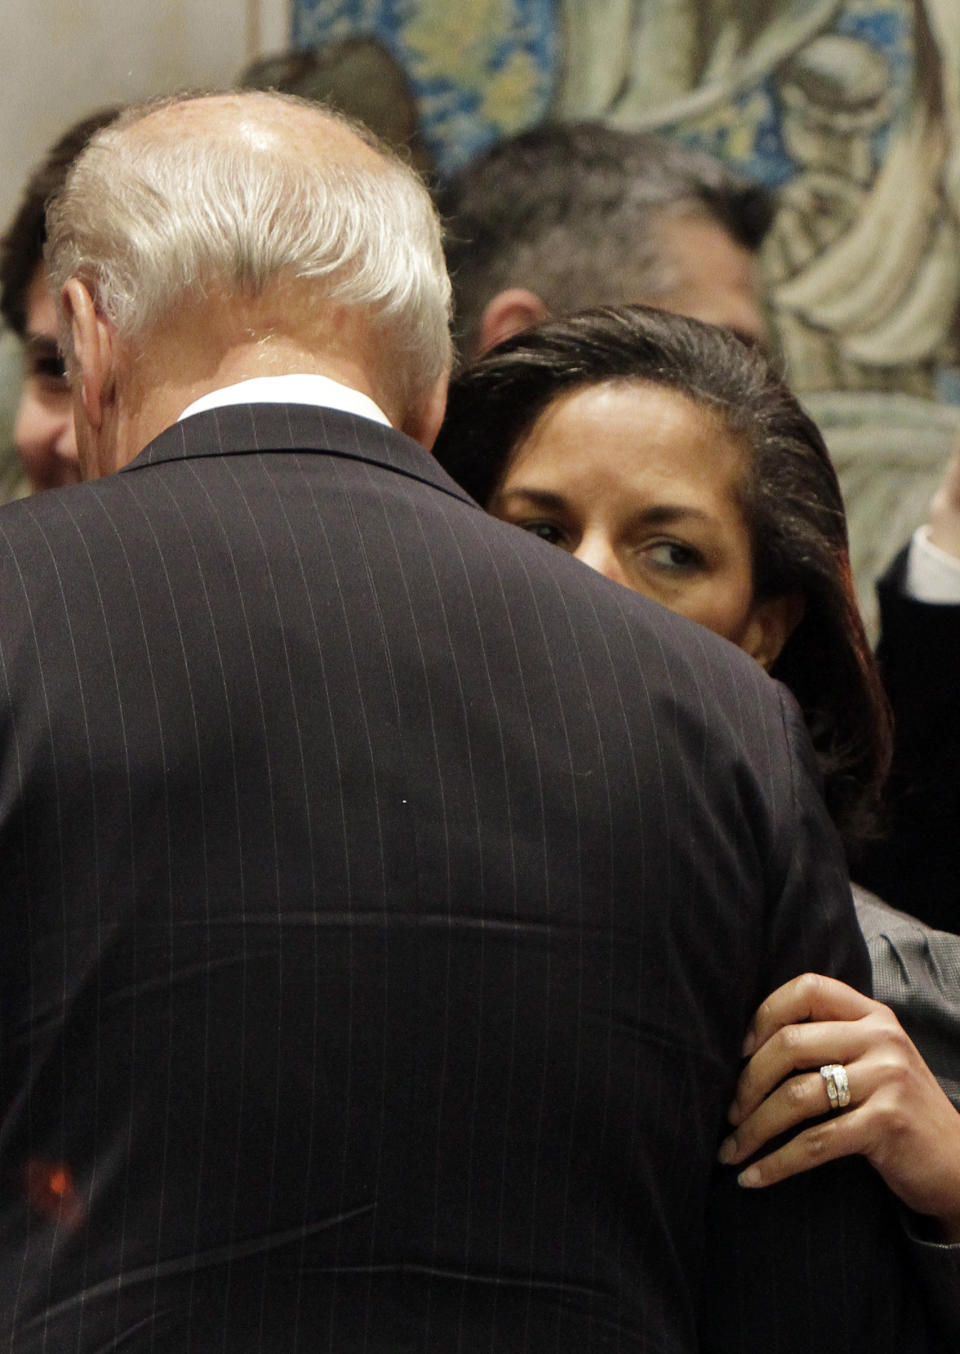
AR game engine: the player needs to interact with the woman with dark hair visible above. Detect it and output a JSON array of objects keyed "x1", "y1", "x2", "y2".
[
  {"x1": 438, "y1": 303, "x2": 886, "y2": 851},
  {"x1": 433, "y1": 304, "x2": 960, "y2": 1258}
]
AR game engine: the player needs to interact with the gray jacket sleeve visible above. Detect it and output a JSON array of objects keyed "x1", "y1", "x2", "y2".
[{"x1": 855, "y1": 887, "x2": 960, "y2": 1341}]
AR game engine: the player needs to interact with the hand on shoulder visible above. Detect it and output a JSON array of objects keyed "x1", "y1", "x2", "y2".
[{"x1": 718, "y1": 972, "x2": 960, "y2": 1242}]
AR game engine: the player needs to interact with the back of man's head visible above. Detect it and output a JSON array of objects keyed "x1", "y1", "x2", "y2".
[
  {"x1": 438, "y1": 122, "x2": 774, "y2": 356},
  {"x1": 47, "y1": 91, "x2": 452, "y2": 421}
]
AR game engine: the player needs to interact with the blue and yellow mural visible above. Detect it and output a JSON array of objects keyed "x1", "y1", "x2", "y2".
[{"x1": 292, "y1": 0, "x2": 556, "y2": 174}]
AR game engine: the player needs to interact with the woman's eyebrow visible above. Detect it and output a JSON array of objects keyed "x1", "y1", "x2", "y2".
[
  {"x1": 24, "y1": 334, "x2": 62, "y2": 359},
  {"x1": 633, "y1": 503, "x2": 713, "y2": 527},
  {"x1": 495, "y1": 487, "x2": 567, "y2": 510},
  {"x1": 498, "y1": 488, "x2": 717, "y2": 528}
]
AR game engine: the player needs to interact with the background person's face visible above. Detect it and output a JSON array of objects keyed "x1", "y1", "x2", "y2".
[
  {"x1": 14, "y1": 265, "x2": 81, "y2": 492},
  {"x1": 489, "y1": 380, "x2": 788, "y2": 666},
  {"x1": 651, "y1": 215, "x2": 766, "y2": 348}
]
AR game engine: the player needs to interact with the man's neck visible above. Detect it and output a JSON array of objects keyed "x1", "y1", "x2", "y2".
[{"x1": 106, "y1": 338, "x2": 400, "y2": 475}]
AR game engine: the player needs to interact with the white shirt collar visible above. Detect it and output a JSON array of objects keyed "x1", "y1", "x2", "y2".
[
  {"x1": 177, "y1": 373, "x2": 392, "y2": 427},
  {"x1": 904, "y1": 523, "x2": 960, "y2": 603}
]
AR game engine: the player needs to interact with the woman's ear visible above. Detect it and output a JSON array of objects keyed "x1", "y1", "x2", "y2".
[{"x1": 742, "y1": 590, "x2": 806, "y2": 670}]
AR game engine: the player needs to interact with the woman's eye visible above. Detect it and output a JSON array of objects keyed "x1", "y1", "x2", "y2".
[
  {"x1": 520, "y1": 521, "x2": 565, "y2": 545},
  {"x1": 27, "y1": 354, "x2": 68, "y2": 390},
  {"x1": 645, "y1": 541, "x2": 701, "y2": 570}
]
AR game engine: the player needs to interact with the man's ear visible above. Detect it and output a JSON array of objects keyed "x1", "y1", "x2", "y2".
[
  {"x1": 477, "y1": 288, "x2": 551, "y2": 355},
  {"x1": 401, "y1": 369, "x2": 449, "y2": 450},
  {"x1": 60, "y1": 278, "x2": 115, "y2": 432},
  {"x1": 742, "y1": 590, "x2": 806, "y2": 670}
]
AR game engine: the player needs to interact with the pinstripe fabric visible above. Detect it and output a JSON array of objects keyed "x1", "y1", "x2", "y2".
[{"x1": 0, "y1": 405, "x2": 939, "y2": 1351}]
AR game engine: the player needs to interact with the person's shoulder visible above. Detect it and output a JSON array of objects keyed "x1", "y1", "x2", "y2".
[
  {"x1": 0, "y1": 474, "x2": 124, "y2": 538},
  {"x1": 854, "y1": 885, "x2": 960, "y2": 996},
  {"x1": 854, "y1": 885, "x2": 960, "y2": 950},
  {"x1": 0, "y1": 476, "x2": 143, "y2": 614}
]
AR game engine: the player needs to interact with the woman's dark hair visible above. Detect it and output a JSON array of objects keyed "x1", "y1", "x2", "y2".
[
  {"x1": 433, "y1": 304, "x2": 891, "y2": 855},
  {"x1": 0, "y1": 107, "x2": 121, "y2": 337}
]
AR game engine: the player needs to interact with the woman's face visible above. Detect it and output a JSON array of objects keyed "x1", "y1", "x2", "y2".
[{"x1": 489, "y1": 380, "x2": 797, "y2": 667}]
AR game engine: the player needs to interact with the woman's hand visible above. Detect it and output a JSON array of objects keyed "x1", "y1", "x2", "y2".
[{"x1": 718, "y1": 972, "x2": 960, "y2": 1242}]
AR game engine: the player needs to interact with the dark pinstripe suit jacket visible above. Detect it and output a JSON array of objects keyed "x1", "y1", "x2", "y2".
[{"x1": 0, "y1": 404, "x2": 938, "y2": 1351}]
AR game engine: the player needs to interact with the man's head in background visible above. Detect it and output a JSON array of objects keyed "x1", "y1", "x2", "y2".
[
  {"x1": 438, "y1": 122, "x2": 775, "y2": 360},
  {"x1": 0, "y1": 108, "x2": 121, "y2": 491}
]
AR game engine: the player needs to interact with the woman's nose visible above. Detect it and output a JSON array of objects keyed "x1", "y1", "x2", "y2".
[{"x1": 573, "y1": 534, "x2": 630, "y2": 588}]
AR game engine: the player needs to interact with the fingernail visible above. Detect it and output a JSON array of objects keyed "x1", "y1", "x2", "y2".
[
  {"x1": 738, "y1": 1166, "x2": 761, "y2": 1188},
  {"x1": 717, "y1": 1136, "x2": 737, "y2": 1165},
  {"x1": 741, "y1": 1029, "x2": 756, "y2": 1057}
]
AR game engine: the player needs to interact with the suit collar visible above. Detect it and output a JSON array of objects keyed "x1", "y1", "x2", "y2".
[{"x1": 120, "y1": 402, "x2": 478, "y2": 508}]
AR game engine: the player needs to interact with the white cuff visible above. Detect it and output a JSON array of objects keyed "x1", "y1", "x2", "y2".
[{"x1": 903, "y1": 525, "x2": 960, "y2": 603}]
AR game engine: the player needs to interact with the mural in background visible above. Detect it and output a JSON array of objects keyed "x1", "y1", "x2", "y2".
[
  {"x1": 289, "y1": 0, "x2": 960, "y2": 626},
  {"x1": 291, "y1": 0, "x2": 555, "y2": 174},
  {"x1": 559, "y1": 0, "x2": 959, "y2": 406}
]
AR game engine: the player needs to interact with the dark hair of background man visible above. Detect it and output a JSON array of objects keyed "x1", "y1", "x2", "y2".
[{"x1": 437, "y1": 122, "x2": 775, "y2": 355}]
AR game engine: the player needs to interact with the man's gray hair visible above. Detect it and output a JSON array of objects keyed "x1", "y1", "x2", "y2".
[
  {"x1": 46, "y1": 91, "x2": 452, "y2": 407},
  {"x1": 439, "y1": 123, "x2": 774, "y2": 356}
]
